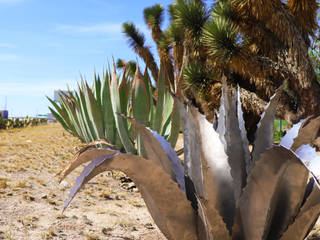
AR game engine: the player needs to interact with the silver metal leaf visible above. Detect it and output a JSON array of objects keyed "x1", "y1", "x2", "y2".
[
  {"x1": 216, "y1": 76, "x2": 227, "y2": 147},
  {"x1": 189, "y1": 106, "x2": 235, "y2": 232},
  {"x1": 149, "y1": 129, "x2": 185, "y2": 192},
  {"x1": 251, "y1": 86, "x2": 283, "y2": 165},
  {"x1": 237, "y1": 86, "x2": 251, "y2": 175},
  {"x1": 280, "y1": 119, "x2": 304, "y2": 149},
  {"x1": 216, "y1": 78, "x2": 247, "y2": 202},
  {"x1": 176, "y1": 99, "x2": 205, "y2": 197},
  {"x1": 296, "y1": 144, "x2": 320, "y2": 180}
]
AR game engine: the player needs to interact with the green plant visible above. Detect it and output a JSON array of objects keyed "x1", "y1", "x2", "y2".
[
  {"x1": 123, "y1": 0, "x2": 320, "y2": 142},
  {"x1": 0, "y1": 117, "x2": 47, "y2": 130},
  {"x1": 48, "y1": 64, "x2": 180, "y2": 154},
  {"x1": 59, "y1": 80, "x2": 320, "y2": 240}
]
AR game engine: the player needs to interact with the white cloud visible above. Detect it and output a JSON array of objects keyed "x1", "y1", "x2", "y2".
[
  {"x1": 56, "y1": 23, "x2": 122, "y2": 35},
  {"x1": 0, "y1": 43, "x2": 16, "y2": 48},
  {"x1": 0, "y1": 80, "x2": 78, "y2": 96},
  {"x1": 55, "y1": 22, "x2": 149, "y2": 40},
  {"x1": 0, "y1": 0, "x2": 25, "y2": 3},
  {"x1": 0, "y1": 54, "x2": 21, "y2": 62}
]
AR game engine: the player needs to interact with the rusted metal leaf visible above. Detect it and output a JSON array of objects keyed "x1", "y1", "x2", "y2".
[
  {"x1": 121, "y1": 115, "x2": 185, "y2": 192},
  {"x1": 237, "y1": 146, "x2": 301, "y2": 240},
  {"x1": 197, "y1": 196, "x2": 231, "y2": 240},
  {"x1": 291, "y1": 116, "x2": 320, "y2": 151},
  {"x1": 267, "y1": 155, "x2": 309, "y2": 239},
  {"x1": 280, "y1": 187, "x2": 320, "y2": 240},
  {"x1": 58, "y1": 140, "x2": 114, "y2": 182},
  {"x1": 64, "y1": 150, "x2": 198, "y2": 240}
]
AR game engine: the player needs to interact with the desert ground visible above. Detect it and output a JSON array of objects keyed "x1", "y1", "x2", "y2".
[
  {"x1": 1, "y1": 123, "x2": 320, "y2": 240},
  {"x1": 0, "y1": 123, "x2": 166, "y2": 240}
]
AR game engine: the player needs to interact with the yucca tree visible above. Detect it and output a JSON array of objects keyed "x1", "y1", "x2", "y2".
[
  {"x1": 122, "y1": 22, "x2": 159, "y2": 83},
  {"x1": 60, "y1": 81, "x2": 320, "y2": 240},
  {"x1": 122, "y1": 0, "x2": 320, "y2": 141}
]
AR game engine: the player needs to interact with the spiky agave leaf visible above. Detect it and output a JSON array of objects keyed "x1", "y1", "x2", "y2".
[
  {"x1": 152, "y1": 65, "x2": 166, "y2": 133},
  {"x1": 290, "y1": 116, "x2": 320, "y2": 152},
  {"x1": 234, "y1": 146, "x2": 307, "y2": 240},
  {"x1": 122, "y1": 114, "x2": 185, "y2": 192},
  {"x1": 110, "y1": 63, "x2": 136, "y2": 153},
  {"x1": 58, "y1": 139, "x2": 114, "y2": 182},
  {"x1": 83, "y1": 82, "x2": 105, "y2": 140},
  {"x1": 280, "y1": 187, "x2": 320, "y2": 240},
  {"x1": 47, "y1": 97, "x2": 72, "y2": 134},
  {"x1": 165, "y1": 100, "x2": 181, "y2": 148},
  {"x1": 236, "y1": 86, "x2": 251, "y2": 175},
  {"x1": 196, "y1": 196, "x2": 231, "y2": 240},
  {"x1": 270, "y1": 116, "x2": 320, "y2": 239},
  {"x1": 251, "y1": 85, "x2": 283, "y2": 166},
  {"x1": 63, "y1": 149, "x2": 198, "y2": 240},
  {"x1": 216, "y1": 78, "x2": 248, "y2": 201},
  {"x1": 177, "y1": 98, "x2": 235, "y2": 231}
]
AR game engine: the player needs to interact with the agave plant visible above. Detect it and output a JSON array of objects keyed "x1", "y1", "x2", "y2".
[
  {"x1": 59, "y1": 79, "x2": 320, "y2": 240},
  {"x1": 48, "y1": 63, "x2": 180, "y2": 154}
]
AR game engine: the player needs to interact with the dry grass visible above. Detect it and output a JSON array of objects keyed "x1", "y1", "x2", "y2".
[{"x1": 0, "y1": 122, "x2": 165, "y2": 240}]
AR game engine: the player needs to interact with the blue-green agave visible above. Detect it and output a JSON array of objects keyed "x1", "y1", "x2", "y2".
[{"x1": 48, "y1": 64, "x2": 180, "y2": 154}]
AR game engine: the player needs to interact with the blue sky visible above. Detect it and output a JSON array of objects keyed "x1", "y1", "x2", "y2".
[{"x1": 0, "y1": 0, "x2": 172, "y2": 117}]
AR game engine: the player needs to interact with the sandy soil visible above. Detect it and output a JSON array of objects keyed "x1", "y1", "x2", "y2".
[
  {"x1": 1, "y1": 123, "x2": 320, "y2": 240},
  {"x1": 0, "y1": 123, "x2": 166, "y2": 240}
]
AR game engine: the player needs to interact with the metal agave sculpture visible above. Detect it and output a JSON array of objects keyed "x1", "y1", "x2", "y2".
[
  {"x1": 48, "y1": 64, "x2": 180, "y2": 154},
  {"x1": 59, "y1": 78, "x2": 320, "y2": 240}
]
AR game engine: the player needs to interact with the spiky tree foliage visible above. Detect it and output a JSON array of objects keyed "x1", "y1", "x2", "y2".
[
  {"x1": 143, "y1": 4, "x2": 175, "y2": 89},
  {"x1": 122, "y1": 0, "x2": 320, "y2": 140},
  {"x1": 116, "y1": 59, "x2": 136, "y2": 78},
  {"x1": 230, "y1": 0, "x2": 320, "y2": 116},
  {"x1": 143, "y1": 4, "x2": 164, "y2": 44},
  {"x1": 122, "y1": 22, "x2": 159, "y2": 83}
]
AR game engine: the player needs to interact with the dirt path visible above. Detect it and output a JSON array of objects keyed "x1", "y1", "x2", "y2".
[{"x1": 0, "y1": 123, "x2": 165, "y2": 240}]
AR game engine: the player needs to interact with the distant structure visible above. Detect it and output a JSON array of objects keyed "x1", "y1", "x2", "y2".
[
  {"x1": 54, "y1": 90, "x2": 69, "y2": 103},
  {"x1": 1, "y1": 96, "x2": 8, "y2": 119}
]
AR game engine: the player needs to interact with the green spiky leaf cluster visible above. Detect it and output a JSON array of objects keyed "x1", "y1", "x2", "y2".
[
  {"x1": 143, "y1": 4, "x2": 164, "y2": 28},
  {"x1": 0, "y1": 117, "x2": 47, "y2": 129},
  {"x1": 48, "y1": 64, "x2": 180, "y2": 153}
]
